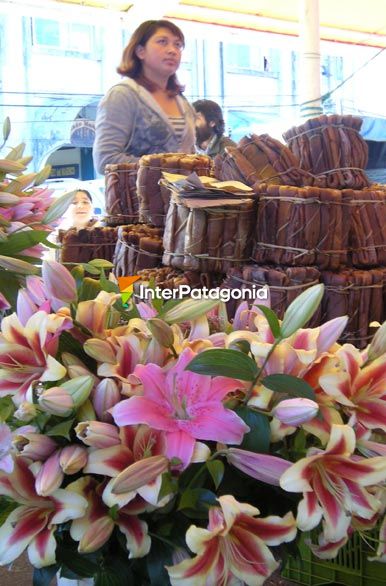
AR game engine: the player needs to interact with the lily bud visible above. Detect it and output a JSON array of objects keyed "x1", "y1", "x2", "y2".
[
  {"x1": 161, "y1": 298, "x2": 219, "y2": 324},
  {"x1": 281, "y1": 284, "x2": 324, "y2": 338},
  {"x1": 13, "y1": 432, "x2": 57, "y2": 461},
  {"x1": 14, "y1": 401, "x2": 37, "y2": 422},
  {"x1": 148, "y1": 318, "x2": 175, "y2": 348},
  {"x1": 367, "y1": 321, "x2": 386, "y2": 363},
  {"x1": 59, "y1": 445, "x2": 88, "y2": 474},
  {"x1": 38, "y1": 386, "x2": 74, "y2": 417},
  {"x1": 226, "y1": 448, "x2": 291, "y2": 486},
  {"x1": 0, "y1": 255, "x2": 39, "y2": 275},
  {"x1": 61, "y1": 375, "x2": 94, "y2": 408},
  {"x1": 92, "y1": 379, "x2": 121, "y2": 422},
  {"x1": 273, "y1": 398, "x2": 319, "y2": 426},
  {"x1": 78, "y1": 516, "x2": 115, "y2": 554},
  {"x1": 42, "y1": 259, "x2": 77, "y2": 303},
  {"x1": 35, "y1": 450, "x2": 63, "y2": 496},
  {"x1": 76, "y1": 399, "x2": 96, "y2": 422},
  {"x1": 111, "y1": 455, "x2": 169, "y2": 495},
  {"x1": 75, "y1": 421, "x2": 120, "y2": 448}
]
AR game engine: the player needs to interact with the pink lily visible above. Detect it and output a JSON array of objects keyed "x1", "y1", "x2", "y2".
[
  {"x1": 166, "y1": 494, "x2": 296, "y2": 586},
  {"x1": 68, "y1": 476, "x2": 151, "y2": 557},
  {"x1": 41, "y1": 260, "x2": 77, "y2": 304},
  {"x1": 0, "y1": 458, "x2": 87, "y2": 567},
  {"x1": 111, "y1": 348, "x2": 248, "y2": 469},
  {"x1": 280, "y1": 425, "x2": 386, "y2": 542},
  {"x1": 84, "y1": 334, "x2": 142, "y2": 384},
  {"x1": 318, "y1": 344, "x2": 386, "y2": 432},
  {"x1": 0, "y1": 423, "x2": 13, "y2": 473},
  {"x1": 225, "y1": 448, "x2": 291, "y2": 486},
  {"x1": 75, "y1": 291, "x2": 122, "y2": 338},
  {"x1": 273, "y1": 398, "x2": 319, "y2": 426},
  {"x1": 0, "y1": 311, "x2": 68, "y2": 404}
]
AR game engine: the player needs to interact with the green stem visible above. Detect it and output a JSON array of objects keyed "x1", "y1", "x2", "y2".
[
  {"x1": 148, "y1": 532, "x2": 177, "y2": 549},
  {"x1": 243, "y1": 338, "x2": 282, "y2": 404}
]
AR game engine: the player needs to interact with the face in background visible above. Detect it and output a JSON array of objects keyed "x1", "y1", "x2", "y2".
[
  {"x1": 69, "y1": 190, "x2": 93, "y2": 228},
  {"x1": 135, "y1": 27, "x2": 183, "y2": 82},
  {"x1": 194, "y1": 111, "x2": 214, "y2": 146}
]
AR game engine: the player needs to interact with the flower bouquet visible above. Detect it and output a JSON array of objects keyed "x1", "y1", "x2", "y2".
[
  {"x1": 0, "y1": 259, "x2": 385, "y2": 586},
  {"x1": 0, "y1": 118, "x2": 75, "y2": 309}
]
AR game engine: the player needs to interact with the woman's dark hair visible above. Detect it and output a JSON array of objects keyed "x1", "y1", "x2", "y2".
[
  {"x1": 117, "y1": 20, "x2": 185, "y2": 96},
  {"x1": 193, "y1": 99, "x2": 225, "y2": 137},
  {"x1": 76, "y1": 189, "x2": 93, "y2": 203}
]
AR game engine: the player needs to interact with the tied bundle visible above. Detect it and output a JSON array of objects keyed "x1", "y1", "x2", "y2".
[
  {"x1": 162, "y1": 197, "x2": 255, "y2": 274},
  {"x1": 214, "y1": 134, "x2": 308, "y2": 188},
  {"x1": 58, "y1": 226, "x2": 118, "y2": 265},
  {"x1": 137, "y1": 153, "x2": 212, "y2": 227},
  {"x1": 133, "y1": 267, "x2": 222, "y2": 295},
  {"x1": 113, "y1": 224, "x2": 164, "y2": 277},
  {"x1": 222, "y1": 265, "x2": 321, "y2": 325},
  {"x1": 104, "y1": 162, "x2": 139, "y2": 226},
  {"x1": 347, "y1": 187, "x2": 386, "y2": 267},
  {"x1": 253, "y1": 183, "x2": 351, "y2": 270},
  {"x1": 321, "y1": 267, "x2": 384, "y2": 348},
  {"x1": 283, "y1": 114, "x2": 371, "y2": 189}
]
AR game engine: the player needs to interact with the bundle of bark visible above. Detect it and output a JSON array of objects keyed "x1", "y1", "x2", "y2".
[
  {"x1": 113, "y1": 224, "x2": 164, "y2": 277},
  {"x1": 283, "y1": 114, "x2": 371, "y2": 189},
  {"x1": 137, "y1": 153, "x2": 212, "y2": 227},
  {"x1": 163, "y1": 197, "x2": 255, "y2": 273},
  {"x1": 104, "y1": 162, "x2": 139, "y2": 226},
  {"x1": 221, "y1": 264, "x2": 321, "y2": 323},
  {"x1": 347, "y1": 187, "x2": 386, "y2": 267},
  {"x1": 133, "y1": 267, "x2": 222, "y2": 295},
  {"x1": 214, "y1": 134, "x2": 308, "y2": 188},
  {"x1": 321, "y1": 267, "x2": 384, "y2": 348},
  {"x1": 253, "y1": 183, "x2": 351, "y2": 270},
  {"x1": 58, "y1": 226, "x2": 118, "y2": 264}
]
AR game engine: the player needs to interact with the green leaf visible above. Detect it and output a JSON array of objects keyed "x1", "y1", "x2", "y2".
[
  {"x1": 46, "y1": 418, "x2": 75, "y2": 440},
  {"x1": 262, "y1": 374, "x2": 316, "y2": 400},
  {"x1": 33, "y1": 564, "x2": 60, "y2": 586},
  {"x1": 0, "y1": 269, "x2": 20, "y2": 308},
  {"x1": 186, "y1": 348, "x2": 258, "y2": 381},
  {"x1": 0, "y1": 395, "x2": 15, "y2": 422},
  {"x1": 235, "y1": 406, "x2": 271, "y2": 453},
  {"x1": 206, "y1": 460, "x2": 224, "y2": 489},
  {"x1": 178, "y1": 488, "x2": 217, "y2": 513},
  {"x1": 57, "y1": 548, "x2": 99, "y2": 578},
  {"x1": 256, "y1": 305, "x2": 281, "y2": 338},
  {"x1": 158, "y1": 472, "x2": 179, "y2": 501},
  {"x1": 0, "y1": 498, "x2": 19, "y2": 527},
  {"x1": 78, "y1": 277, "x2": 103, "y2": 301},
  {"x1": 82, "y1": 263, "x2": 102, "y2": 275},
  {"x1": 146, "y1": 540, "x2": 174, "y2": 586},
  {"x1": 0, "y1": 229, "x2": 52, "y2": 256},
  {"x1": 89, "y1": 258, "x2": 114, "y2": 269},
  {"x1": 42, "y1": 190, "x2": 76, "y2": 225}
]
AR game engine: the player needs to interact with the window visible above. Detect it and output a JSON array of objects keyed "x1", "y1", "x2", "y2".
[
  {"x1": 32, "y1": 18, "x2": 95, "y2": 55},
  {"x1": 225, "y1": 43, "x2": 267, "y2": 74}
]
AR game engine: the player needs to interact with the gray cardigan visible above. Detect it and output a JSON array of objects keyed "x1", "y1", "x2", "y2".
[{"x1": 93, "y1": 78, "x2": 196, "y2": 174}]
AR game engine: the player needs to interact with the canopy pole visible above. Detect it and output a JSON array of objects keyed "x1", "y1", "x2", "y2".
[{"x1": 299, "y1": 0, "x2": 323, "y2": 118}]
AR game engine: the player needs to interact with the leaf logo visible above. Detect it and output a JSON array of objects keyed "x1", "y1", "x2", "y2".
[{"x1": 117, "y1": 276, "x2": 141, "y2": 304}]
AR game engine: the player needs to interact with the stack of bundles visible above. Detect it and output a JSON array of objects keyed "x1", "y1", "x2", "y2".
[
  {"x1": 347, "y1": 187, "x2": 386, "y2": 267},
  {"x1": 137, "y1": 153, "x2": 212, "y2": 227},
  {"x1": 283, "y1": 114, "x2": 371, "y2": 189},
  {"x1": 113, "y1": 224, "x2": 164, "y2": 277},
  {"x1": 321, "y1": 268, "x2": 384, "y2": 348},
  {"x1": 221, "y1": 265, "x2": 321, "y2": 324},
  {"x1": 58, "y1": 226, "x2": 118, "y2": 265},
  {"x1": 163, "y1": 197, "x2": 256, "y2": 274},
  {"x1": 133, "y1": 267, "x2": 223, "y2": 295},
  {"x1": 214, "y1": 134, "x2": 307, "y2": 188},
  {"x1": 104, "y1": 162, "x2": 139, "y2": 226},
  {"x1": 253, "y1": 183, "x2": 351, "y2": 270}
]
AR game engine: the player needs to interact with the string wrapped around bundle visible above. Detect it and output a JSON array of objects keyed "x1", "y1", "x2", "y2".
[
  {"x1": 137, "y1": 153, "x2": 212, "y2": 227},
  {"x1": 321, "y1": 267, "x2": 384, "y2": 348},
  {"x1": 162, "y1": 196, "x2": 256, "y2": 274},
  {"x1": 252, "y1": 183, "x2": 351, "y2": 270},
  {"x1": 113, "y1": 224, "x2": 164, "y2": 277},
  {"x1": 283, "y1": 114, "x2": 371, "y2": 189},
  {"x1": 132, "y1": 267, "x2": 223, "y2": 297},
  {"x1": 346, "y1": 187, "x2": 386, "y2": 267},
  {"x1": 104, "y1": 162, "x2": 139, "y2": 226},
  {"x1": 58, "y1": 226, "x2": 118, "y2": 265},
  {"x1": 221, "y1": 264, "x2": 321, "y2": 324}
]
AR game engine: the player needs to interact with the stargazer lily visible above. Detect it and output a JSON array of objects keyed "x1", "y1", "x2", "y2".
[
  {"x1": 0, "y1": 458, "x2": 87, "y2": 567},
  {"x1": 166, "y1": 495, "x2": 296, "y2": 586},
  {"x1": 280, "y1": 425, "x2": 386, "y2": 542},
  {"x1": 67, "y1": 476, "x2": 151, "y2": 558}
]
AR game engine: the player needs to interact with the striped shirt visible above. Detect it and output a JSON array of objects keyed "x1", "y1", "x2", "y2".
[{"x1": 168, "y1": 116, "x2": 185, "y2": 145}]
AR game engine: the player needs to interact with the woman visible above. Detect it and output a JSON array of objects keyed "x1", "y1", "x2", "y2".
[
  {"x1": 93, "y1": 20, "x2": 196, "y2": 174},
  {"x1": 60, "y1": 190, "x2": 98, "y2": 230}
]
